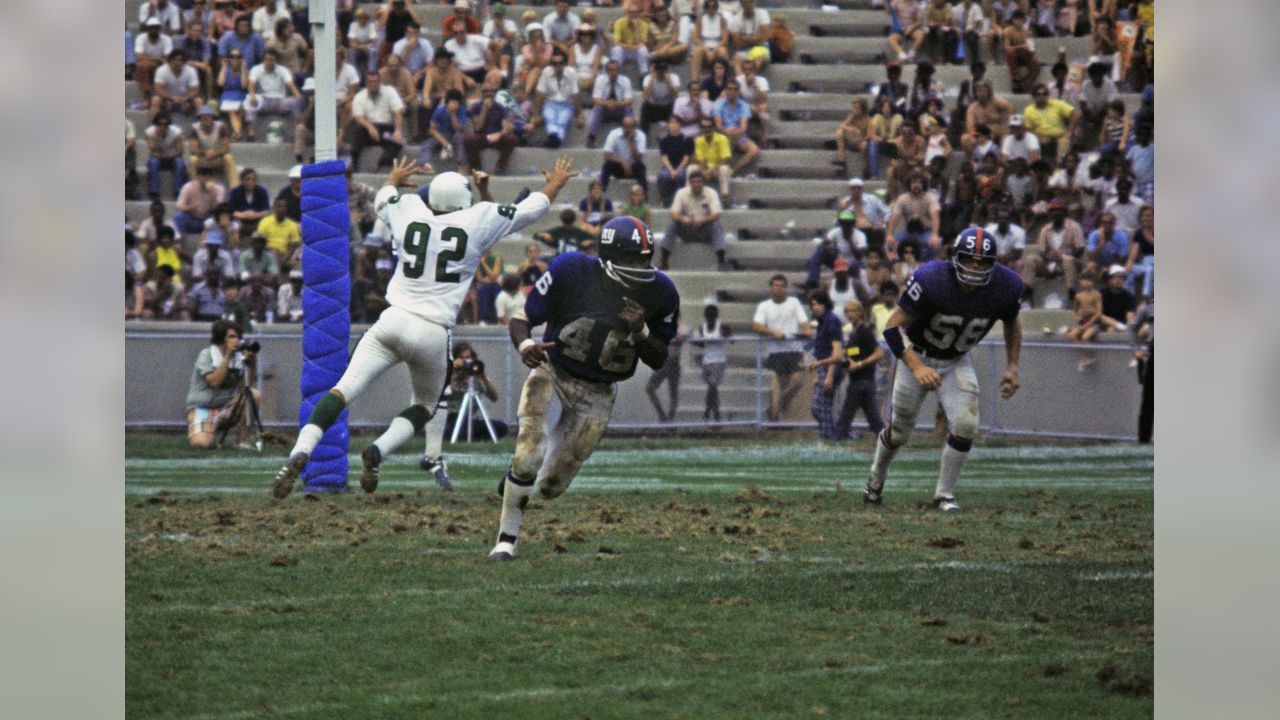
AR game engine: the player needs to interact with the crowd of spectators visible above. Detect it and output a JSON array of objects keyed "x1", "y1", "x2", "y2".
[{"x1": 127, "y1": 0, "x2": 1153, "y2": 342}]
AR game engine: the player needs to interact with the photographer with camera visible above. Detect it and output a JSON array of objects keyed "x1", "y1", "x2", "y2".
[
  {"x1": 184, "y1": 319, "x2": 260, "y2": 449},
  {"x1": 420, "y1": 341, "x2": 509, "y2": 488}
]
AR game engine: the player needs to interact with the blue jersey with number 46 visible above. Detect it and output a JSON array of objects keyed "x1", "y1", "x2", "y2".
[
  {"x1": 898, "y1": 260, "x2": 1023, "y2": 360},
  {"x1": 524, "y1": 252, "x2": 681, "y2": 384}
]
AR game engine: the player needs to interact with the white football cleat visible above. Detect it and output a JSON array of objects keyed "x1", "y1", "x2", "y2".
[
  {"x1": 932, "y1": 496, "x2": 961, "y2": 513},
  {"x1": 489, "y1": 541, "x2": 517, "y2": 561}
]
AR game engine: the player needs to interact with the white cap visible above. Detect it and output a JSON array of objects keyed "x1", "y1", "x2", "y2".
[
  {"x1": 288, "y1": 269, "x2": 303, "y2": 280},
  {"x1": 428, "y1": 172, "x2": 473, "y2": 213},
  {"x1": 847, "y1": 177, "x2": 864, "y2": 186},
  {"x1": 525, "y1": 22, "x2": 544, "y2": 38},
  {"x1": 1108, "y1": 264, "x2": 1127, "y2": 277},
  {"x1": 455, "y1": 0, "x2": 469, "y2": 7},
  {"x1": 302, "y1": 77, "x2": 316, "y2": 92},
  {"x1": 1009, "y1": 114, "x2": 1025, "y2": 127},
  {"x1": 288, "y1": 164, "x2": 303, "y2": 179}
]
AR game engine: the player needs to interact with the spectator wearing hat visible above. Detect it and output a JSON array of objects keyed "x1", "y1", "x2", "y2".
[
  {"x1": 1022, "y1": 199, "x2": 1085, "y2": 299},
  {"x1": 611, "y1": 1, "x2": 651, "y2": 74},
  {"x1": 662, "y1": 167, "x2": 727, "y2": 270},
  {"x1": 837, "y1": 177, "x2": 890, "y2": 249},
  {"x1": 586, "y1": 59, "x2": 634, "y2": 148},
  {"x1": 544, "y1": 0, "x2": 584, "y2": 55},
  {"x1": 218, "y1": 13, "x2": 266, "y2": 68},
  {"x1": 152, "y1": 50, "x2": 201, "y2": 120},
  {"x1": 443, "y1": 0, "x2": 481, "y2": 37},
  {"x1": 192, "y1": 230, "x2": 237, "y2": 281},
  {"x1": 239, "y1": 232, "x2": 280, "y2": 284},
  {"x1": 277, "y1": 269, "x2": 304, "y2": 322},
  {"x1": 258, "y1": 196, "x2": 301, "y2": 259},
  {"x1": 174, "y1": 165, "x2": 227, "y2": 235},
  {"x1": 348, "y1": 71, "x2": 405, "y2": 172},
  {"x1": 517, "y1": 24, "x2": 554, "y2": 98},
  {"x1": 188, "y1": 105, "x2": 236, "y2": 186},
  {"x1": 571, "y1": 25, "x2": 604, "y2": 93},
  {"x1": 135, "y1": 19, "x2": 174, "y2": 102},
  {"x1": 483, "y1": 4, "x2": 519, "y2": 41},
  {"x1": 828, "y1": 258, "x2": 868, "y2": 323},
  {"x1": 826, "y1": 209, "x2": 869, "y2": 259},
  {"x1": 1098, "y1": 264, "x2": 1135, "y2": 328},
  {"x1": 145, "y1": 112, "x2": 188, "y2": 199},
  {"x1": 601, "y1": 116, "x2": 649, "y2": 196},
  {"x1": 1023, "y1": 83, "x2": 1077, "y2": 163},
  {"x1": 1001, "y1": 114, "x2": 1041, "y2": 164},
  {"x1": 656, "y1": 116, "x2": 694, "y2": 207},
  {"x1": 274, "y1": 164, "x2": 304, "y2": 221}
]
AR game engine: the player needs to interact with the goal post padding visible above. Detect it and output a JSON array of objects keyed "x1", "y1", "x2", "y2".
[{"x1": 299, "y1": 160, "x2": 350, "y2": 492}]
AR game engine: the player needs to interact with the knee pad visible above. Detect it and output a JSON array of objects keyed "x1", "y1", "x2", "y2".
[
  {"x1": 946, "y1": 434, "x2": 974, "y2": 453},
  {"x1": 397, "y1": 404, "x2": 432, "y2": 433}
]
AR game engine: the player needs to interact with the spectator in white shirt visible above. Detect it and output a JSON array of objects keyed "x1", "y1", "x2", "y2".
[
  {"x1": 346, "y1": 7, "x2": 380, "y2": 73},
  {"x1": 138, "y1": 0, "x2": 182, "y2": 36},
  {"x1": 662, "y1": 167, "x2": 728, "y2": 269},
  {"x1": 728, "y1": 0, "x2": 771, "y2": 74},
  {"x1": 543, "y1": 0, "x2": 583, "y2": 54},
  {"x1": 1001, "y1": 115, "x2": 1041, "y2": 163},
  {"x1": 535, "y1": 49, "x2": 578, "y2": 148},
  {"x1": 752, "y1": 274, "x2": 812, "y2": 421},
  {"x1": 984, "y1": 204, "x2": 1027, "y2": 273},
  {"x1": 671, "y1": 79, "x2": 714, "y2": 138},
  {"x1": 252, "y1": 0, "x2": 290, "y2": 37},
  {"x1": 587, "y1": 59, "x2": 634, "y2": 147},
  {"x1": 495, "y1": 274, "x2": 526, "y2": 325},
  {"x1": 135, "y1": 19, "x2": 174, "y2": 102},
  {"x1": 1105, "y1": 178, "x2": 1143, "y2": 235},
  {"x1": 640, "y1": 62, "x2": 681, "y2": 138},
  {"x1": 347, "y1": 71, "x2": 405, "y2": 171},
  {"x1": 245, "y1": 49, "x2": 301, "y2": 125},
  {"x1": 151, "y1": 49, "x2": 202, "y2": 119},
  {"x1": 443, "y1": 21, "x2": 493, "y2": 85},
  {"x1": 601, "y1": 116, "x2": 649, "y2": 196}
]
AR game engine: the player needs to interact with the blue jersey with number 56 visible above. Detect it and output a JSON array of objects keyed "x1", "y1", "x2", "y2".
[
  {"x1": 898, "y1": 260, "x2": 1023, "y2": 360},
  {"x1": 524, "y1": 252, "x2": 681, "y2": 384}
]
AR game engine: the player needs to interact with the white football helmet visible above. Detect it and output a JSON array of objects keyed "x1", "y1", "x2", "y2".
[{"x1": 428, "y1": 172, "x2": 473, "y2": 214}]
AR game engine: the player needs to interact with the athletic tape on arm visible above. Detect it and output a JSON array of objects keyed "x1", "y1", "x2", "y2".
[{"x1": 299, "y1": 160, "x2": 351, "y2": 491}]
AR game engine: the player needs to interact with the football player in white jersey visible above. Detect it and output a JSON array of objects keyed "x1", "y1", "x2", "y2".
[{"x1": 272, "y1": 156, "x2": 578, "y2": 498}]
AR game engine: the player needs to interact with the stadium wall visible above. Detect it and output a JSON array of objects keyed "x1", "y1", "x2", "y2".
[{"x1": 127, "y1": 323, "x2": 1142, "y2": 440}]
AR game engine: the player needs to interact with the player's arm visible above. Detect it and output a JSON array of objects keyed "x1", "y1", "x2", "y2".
[
  {"x1": 1000, "y1": 315, "x2": 1021, "y2": 399},
  {"x1": 882, "y1": 306, "x2": 941, "y2": 390},
  {"x1": 472, "y1": 170, "x2": 493, "y2": 202}
]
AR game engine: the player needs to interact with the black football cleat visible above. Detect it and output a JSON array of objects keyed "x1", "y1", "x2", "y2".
[
  {"x1": 271, "y1": 452, "x2": 309, "y2": 499},
  {"x1": 360, "y1": 445, "x2": 382, "y2": 494},
  {"x1": 419, "y1": 455, "x2": 454, "y2": 490}
]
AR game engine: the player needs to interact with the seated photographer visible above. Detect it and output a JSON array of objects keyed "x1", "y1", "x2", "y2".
[{"x1": 184, "y1": 319, "x2": 260, "y2": 449}]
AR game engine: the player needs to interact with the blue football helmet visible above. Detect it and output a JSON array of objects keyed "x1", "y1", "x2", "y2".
[
  {"x1": 952, "y1": 226, "x2": 998, "y2": 286},
  {"x1": 598, "y1": 215, "x2": 657, "y2": 287}
]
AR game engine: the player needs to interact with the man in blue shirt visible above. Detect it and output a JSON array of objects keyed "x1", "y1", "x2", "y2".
[
  {"x1": 712, "y1": 81, "x2": 759, "y2": 175},
  {"x1": 490, "y1": 216, "x2": 680, "y2": 560},
  {"x1": 1086, "y1": 211, "x2": 1130, "y2": 272},
  {"x1": 463, "y1": 87, "x2": 516, "y2": 174},
  {"x1": 420, "y1": 89, "x2": 468, "y2": 166},
  {"x1": 806, "y1": 292, "x2": 845, "y2": 440}
]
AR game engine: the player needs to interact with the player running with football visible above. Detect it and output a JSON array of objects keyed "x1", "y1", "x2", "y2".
[
  {"x1": 489, "y1": 215, "x2": 681, "y2": 560},
  {"x1": 271, "y1": 156, "x2": 578, "y2": 498},
  {"x1": 860, "y1": 227, "x2": 1023, "y2": 511}
]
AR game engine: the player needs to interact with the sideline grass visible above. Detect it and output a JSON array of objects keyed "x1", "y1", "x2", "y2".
[{"x1": 127, "y1": 435, "x2": 1153, "y2": 719}]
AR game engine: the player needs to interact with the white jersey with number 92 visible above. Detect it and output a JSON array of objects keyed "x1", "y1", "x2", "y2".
[{"x1": 373, "y1": 185, "x2": 552, "y2": 327}]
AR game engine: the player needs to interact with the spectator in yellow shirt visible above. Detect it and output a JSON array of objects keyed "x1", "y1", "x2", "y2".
[
  {"x1": 694, "y1": 118, "x2": 733, "y2": 198},
  {"x1": 256, "y1": 197, "x2": 300, "y2": 259},
  {"x1": 610, "y1": 2, "x2": 651, "y2": 73},
  {"x1": 1023, "y1": 83, "x2": 1078, "y2": 162}
]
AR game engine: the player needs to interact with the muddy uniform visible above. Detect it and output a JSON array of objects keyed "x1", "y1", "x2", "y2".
[{"x1": 511, "y1": 251, "x2": 680, "y2": 497}]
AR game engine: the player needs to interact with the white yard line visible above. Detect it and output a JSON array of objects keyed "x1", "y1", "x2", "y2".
[{"x1": 171, "y1": 649, "x2": 1109, "y2": 720}]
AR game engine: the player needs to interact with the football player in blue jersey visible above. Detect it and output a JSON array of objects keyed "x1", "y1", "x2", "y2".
[
  {"x1": 860, "y1": 226, "x2": 1024, "y2": 512},
  {"x1": 489, "y1": 215, "x2": 682, "y2": 560}
]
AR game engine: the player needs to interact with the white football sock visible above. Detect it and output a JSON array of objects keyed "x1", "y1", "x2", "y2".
[
  {"x1": 290, "y1": 424, "x2": 324, "y2": 457},
  {"x1": 935, "y1": 443, "x2": 970, "y2": 499},
  {"x1": 498, "y1": 473, "x2": 537, "y2": 541},
  {"x1": 867, "y1": 431, "x2": 900, "y2": 491},
  {"x1": 373, "y1": 417, "x2": 415, "y2": 457},
  {"x1": 424, "y1": 400, "x2": 448, "y2": 458}
]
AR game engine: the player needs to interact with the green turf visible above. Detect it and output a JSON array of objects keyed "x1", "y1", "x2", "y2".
[{"x1": 126, "y1": 435, "x2": 1153, "y2": 719}]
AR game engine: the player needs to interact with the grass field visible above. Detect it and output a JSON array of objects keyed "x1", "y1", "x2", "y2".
[{"x1": 126, "y1": 433, "x2": 1153, "y2": 719}]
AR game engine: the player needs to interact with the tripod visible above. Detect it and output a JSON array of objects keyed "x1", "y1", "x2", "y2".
[
  {"x1": 216, "y1": 362, "x2": 264, "y2": 451},
  {"x1": 450, "y1": 374, "x2": 498, "y2": 443}
]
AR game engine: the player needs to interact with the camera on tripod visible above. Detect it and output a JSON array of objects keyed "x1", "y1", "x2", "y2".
[
  {"x1": 460, "y1": 357, "x2": 485, "y2": 377},
  {"x1": 236, "y1": 338, "x2": 261, "y2": 354}
]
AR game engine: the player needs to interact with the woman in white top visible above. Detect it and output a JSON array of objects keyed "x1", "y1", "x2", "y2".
[
  {"x1": 571, "y1": 25, "x2": 603, "y2": 93},
  {"x1": 690, "y1": 0, "x2": 729, "y2": 82}
]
